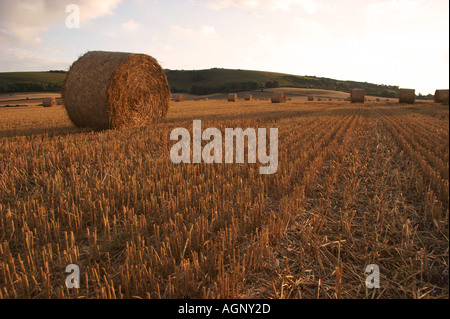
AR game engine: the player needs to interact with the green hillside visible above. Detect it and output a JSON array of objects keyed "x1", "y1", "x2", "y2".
[
  {"x1": 166, "y1": 68, "x2": 401, "y2": 98},
  {"x1": 0, "y1": 71, "x2": 66, "y2": 93},
  {"x1": 0, "y1": 68, "x2": 407, "y2": 98}
]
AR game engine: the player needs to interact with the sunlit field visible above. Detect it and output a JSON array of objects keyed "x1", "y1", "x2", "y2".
[{"x1": 0, "y1": 100, "x2": 448, "y2": 299}]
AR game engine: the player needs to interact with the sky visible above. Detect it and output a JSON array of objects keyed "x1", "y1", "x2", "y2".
[{"x1": 0, "y1": 0, "x2": 448, "y2": 95}]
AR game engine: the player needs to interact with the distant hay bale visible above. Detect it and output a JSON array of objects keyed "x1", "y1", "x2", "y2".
[
  {"x1": 56, "y1": 98, "x2": 63, "y2": 105},
  {"x1": 271, "y1": 92, "x2": 286, "y2": 103},
  {"x1": 376, "y1": 98, "x2": 380, "y2": 102},
  {"x1": 318, "y1": 98, "x2": 322, "y2": 101},
  {"x1": 43, "y1": 97, "x2": 56, "y2": 107},
  {"x1": 434, "y1": 89, "x2": 449, "y2": 104},
  {"x1": 244, "y1": 93, "x2": 253, "y2": 101},
  {"x1": 329, "y1": 98, "x2": 332, "y2": 101},
  {"x1": 173, "y1": 94, "x2": 185, "y2": 102},
  {"x1": 350, "y1": 89, "x2": 365, "y2": 103},
  {"x1": 308, "y1": 96, "x2": 314, "y2": 101},
  {"x1": 399, "y1": 88, "x2": 415, "y2": 104},
  {"x1": 227, "y1": 93, "x2": 237, "y2": 102},
  {"x1": 62, "y1": 50, "x2": 170, "y2": 130}
]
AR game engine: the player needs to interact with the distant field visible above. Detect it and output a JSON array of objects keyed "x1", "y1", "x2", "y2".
[
  {"x1": 0, "y1": 92, "x2": 61, "y2": 107},
  {"x1": 0, "y1": 69, "x2": 402, "y2": 98},
  {"x1": 0, "y1": 89, "x2": 410, "y2": 107},
  {"x1": 0, "y1": 100, "x2": 448, "y2": 299}
]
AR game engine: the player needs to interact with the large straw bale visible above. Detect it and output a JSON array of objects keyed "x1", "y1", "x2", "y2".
[{"x1": 62, "y1": 51, "x2": 170, "y2": 130}]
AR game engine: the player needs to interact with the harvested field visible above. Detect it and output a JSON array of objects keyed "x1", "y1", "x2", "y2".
[{"x1": 0, "y1": 100, "x2": 448, "y2": 299}]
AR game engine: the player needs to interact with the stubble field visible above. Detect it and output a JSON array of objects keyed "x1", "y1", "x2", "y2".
[{"x1": 0, "y1": 99, "x2": 448, "y2": 299}]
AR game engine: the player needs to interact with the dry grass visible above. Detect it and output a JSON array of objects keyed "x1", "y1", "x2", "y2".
[{"x1": 0, "y1": 100, "x2": 448, "y2": 299}]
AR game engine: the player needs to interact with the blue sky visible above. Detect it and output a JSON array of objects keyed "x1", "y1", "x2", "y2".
[{"x1": 0, "y1": 0, "x2": 448, "y2": 95}]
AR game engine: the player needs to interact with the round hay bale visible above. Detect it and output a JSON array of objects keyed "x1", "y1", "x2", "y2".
[
  {"x1": 350, "y1": 88, "x2": 365, "y2": 103},
  {"x1": 244, "y1": 93, "x2": 252, "y2": 101},
  {"x1": 227, "y1": 93, "x2": 237, "y2": 102},
  {"x1": 434, "y1": 89, "x2": 449, "y2": 103},
  {"x1": 62, "y1": 51, "x2": 170, "y2": 130},
  {"x1": 308, "y1": 96, "x2": 314, "y2": 101},
  {"x1": 173, "y1": 94, "x2": 185, "y2": 102},
  {"x1": 56, "y1": 98, "x2": 63, "y2": 105},
  {"x1": 43, "y1": 97, "x2": 57, "y2": 107},
  {"x1": 271, "y1": 92, "x2": 286, "y2": 103},
  {"x1": 399, "y1": 88, "x2": 415, "y2": 104}
]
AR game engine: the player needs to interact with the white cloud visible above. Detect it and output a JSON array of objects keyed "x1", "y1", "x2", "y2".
[
  {"x1": 204, "y1": 0, "x2": 332, "y2": 14},
  {"x1": 122, "y1": 19, "x2": 139, "y2": 31},
  {"x1": 0, "y1": 0, "x2": 122, "y2": 44},
  {"x1": 200, "y1": 25, "x2": 217, "y2": 37},
  {"x1": 170, "y1": 25, "x2": 218, "y2": 39},
  {"x1": 0, "y1": 48, "x2": 70, "y2": 71}
]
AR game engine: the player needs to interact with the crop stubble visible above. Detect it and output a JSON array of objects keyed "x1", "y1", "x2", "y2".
[{"x1": 0, "y1": 101, "x2": 448, "y2": 299}]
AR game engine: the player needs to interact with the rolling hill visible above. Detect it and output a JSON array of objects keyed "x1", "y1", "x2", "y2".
[
  {"x1": 0, "y1": 71, "x2": 66, "y2": 93},
  {"x1": 0, "y1": 68, "x2": 405, "y2": 98}
]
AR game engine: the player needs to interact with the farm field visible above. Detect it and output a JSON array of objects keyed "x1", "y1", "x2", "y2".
[{"x1": 0, "y1": 100, "x2": 448, "y2": 299}]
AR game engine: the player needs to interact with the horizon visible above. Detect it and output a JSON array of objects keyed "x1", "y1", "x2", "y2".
[
  {"x1": 0, "y1": 0, "x2": 448, "y2": 95},
  {"x1": 0, "y1": 67, "x2": 433, "y2": 95}
]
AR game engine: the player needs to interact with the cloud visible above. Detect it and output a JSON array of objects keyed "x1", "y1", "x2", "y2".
[
  {"x1": 0, "y1": 0, "x2": 122, "y2": 44},
  {"x1": 0, "y1": 47, "x2": 70, "y2": 71},
  {"x1": 200, "y1": 25, "x2": 217, "y2": 37},
  {"x1": 122, "y1": 19, "x2": 139, "y2": 31},
  {"x1": 204, "y1": 0, "x2": 332, "y2": 14},
  {"x1": 170, "y1": 25, "x2": 218, "y2": 39}
]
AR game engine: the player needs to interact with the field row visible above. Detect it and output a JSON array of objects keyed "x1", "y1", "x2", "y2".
[{"x1": 0, "y1": 101, "x2": 448, "y2": 298}]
